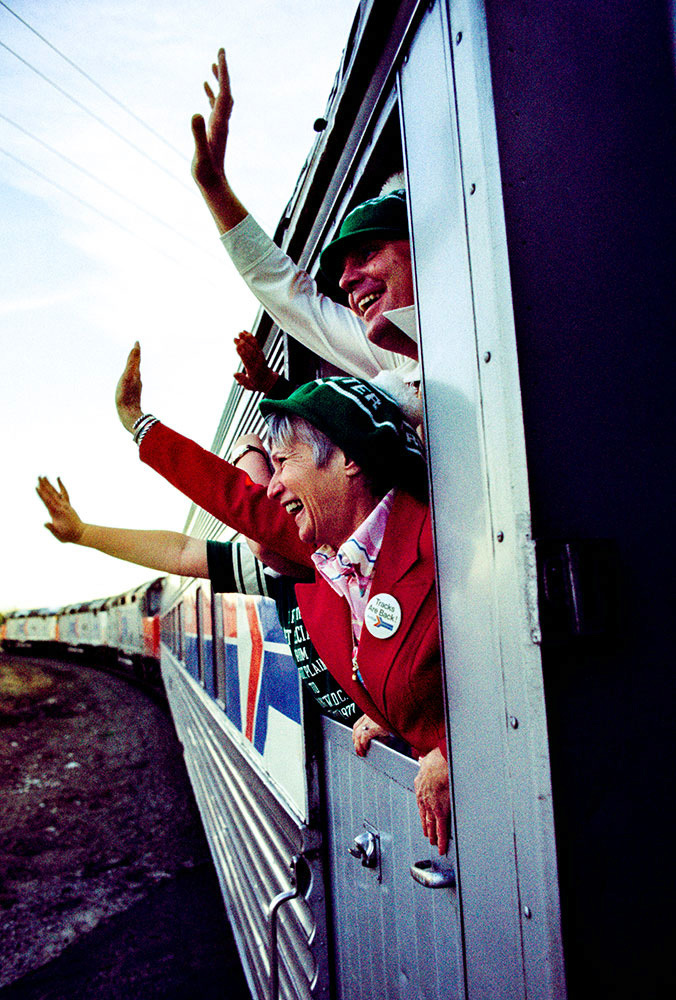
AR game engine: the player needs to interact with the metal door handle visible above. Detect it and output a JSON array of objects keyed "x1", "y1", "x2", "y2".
[
  {"x1": 349, "y1": 830, "x2": 378, "y2": 868},
  {"x1": 267, "y1": 855, "x2": 300, "y2": 1000},
  {"x1": 410, "y1": 858, "x2": 456, "y2": 888}
]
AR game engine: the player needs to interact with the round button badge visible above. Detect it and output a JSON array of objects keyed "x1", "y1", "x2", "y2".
[{"x1": 364, "y1": 593, "x2": 402, "y2": 639}]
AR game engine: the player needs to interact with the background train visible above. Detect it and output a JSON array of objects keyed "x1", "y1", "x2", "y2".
[{"x1": 1, "y1": 577, "x2": 164, "y2": 686}]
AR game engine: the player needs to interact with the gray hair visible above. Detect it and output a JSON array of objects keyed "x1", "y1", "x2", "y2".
[{"x1": 265, "y1": 414, "x2": 338, "y2": 468}]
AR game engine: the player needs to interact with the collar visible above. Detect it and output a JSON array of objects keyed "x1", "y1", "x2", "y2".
[{"x1": 312, "y1": 490, "x2": 395, "y2": 596}]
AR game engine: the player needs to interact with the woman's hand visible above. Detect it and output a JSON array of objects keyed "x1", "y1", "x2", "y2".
[
  {"x1": 115, "y1": 342, "x2": 144, "y2": 432},
  {"x1": 36, "y1": 476, "x2": 84, "y2": 543},
  {"x1": 414, "y1": 747, "x2": 451, "y2": 855},
  {"x1": 352, "y1": 714, "x2": 392, "y2": 757}
]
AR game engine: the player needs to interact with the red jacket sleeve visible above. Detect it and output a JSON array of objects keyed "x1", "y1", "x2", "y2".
[{"x1": 139, "y1": 421, "x2": 314, "y2": 568}]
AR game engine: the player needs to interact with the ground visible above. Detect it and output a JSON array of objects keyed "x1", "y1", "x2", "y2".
[{"x1": 0, "y1": 651, "x2": 250, "y2": 999}]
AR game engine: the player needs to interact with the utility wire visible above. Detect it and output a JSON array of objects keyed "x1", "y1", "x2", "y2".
[
  {"x1": 0, "y1": 0, "x2": 185, "y2": 159},
  {"x1": 0, "y1": 39, "x2": 193, "y2": 192},
  {"x1": 0, "y1": 112, "x2": 218, "y2": 260},
  {"x1": 0, "y1": 146, "x2": 221, "y2": 289}
]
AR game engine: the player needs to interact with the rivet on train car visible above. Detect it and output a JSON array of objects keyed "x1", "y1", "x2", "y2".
[
  {"x1": 509, "y1": 715, "x2": 519, "y2": 729},
  {"x1": 496, "y1": 531, "x2": 504, "y2": 542},
  {"x1": 469, "y1": 183, "x2": 476, "y2": 195},
  {"x1": 313, "y1": 118, "x2": 328, "y2": 133},
  {"x1": 483, "y1": 351, "x2": 491, "y2": 363},
  {"x1": 523, "y1": 906, "x2": 533, "y2": 919},
  {"x1": 456, "y1": 32, "x2": 463, "y2": 44}
]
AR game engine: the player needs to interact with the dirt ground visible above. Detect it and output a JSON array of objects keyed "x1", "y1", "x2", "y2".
[{"x1": 0, "y1": 651, "x2": 250, "y2": 998}]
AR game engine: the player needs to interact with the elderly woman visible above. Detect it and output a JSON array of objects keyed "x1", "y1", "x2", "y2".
[{"x1": 117, "y1": 346, "x2": 450, "y2": 853}]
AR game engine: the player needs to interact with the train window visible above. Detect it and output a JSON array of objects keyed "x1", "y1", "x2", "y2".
[
  {"x1": 177, "y1": 603, "x2": 184, "y2": 663},
  {"x1": 197, "y1": 585, "x2": 216, "y2": 698},
  {"x1": 211, "y1": 588, "x2": 226, "y2": 708},
  {"x1": 194, "y1": 588, "x2": 204, "y2": 685}
]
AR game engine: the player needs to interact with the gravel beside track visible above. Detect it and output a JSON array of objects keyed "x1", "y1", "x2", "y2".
[{"x1": 0, "y1": 652, "x2": 249, "y2": 998}]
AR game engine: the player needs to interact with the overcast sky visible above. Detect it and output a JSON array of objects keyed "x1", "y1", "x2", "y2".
[{"x1": 0, "y1": 0, "x2": 357, "y2": 612}]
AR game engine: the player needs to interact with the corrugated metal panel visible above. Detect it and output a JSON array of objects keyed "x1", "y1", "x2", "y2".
[
  {"x1": 162, "y1": 649, "x2": 329, "y2": 1000},
  {"x1": 321, "y1": 717, "x2": 463, "y2": 1000}
]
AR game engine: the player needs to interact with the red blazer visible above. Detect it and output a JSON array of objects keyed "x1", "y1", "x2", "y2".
[
  {"x1": 141, "y1": 422, "x2": 445, "y2": 758},
  {"x1": 296, "y1": 492, "x2": 446, "y2": 758}
]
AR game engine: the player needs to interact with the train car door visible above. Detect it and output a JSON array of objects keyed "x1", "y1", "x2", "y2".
[
  {"x1": 322, "y1": 2, "x2": 566, "y2": 998},
  {"x1": 399, "y1": 1, "x2": 565, "y2": 997}
]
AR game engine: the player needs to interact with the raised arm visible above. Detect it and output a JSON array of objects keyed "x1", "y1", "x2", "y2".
[
  {"x1": 115, "y1": 344, "x2": 313, "y2": 569},
  {"x1": 191, "y1": 48, "x2": 247, "y2": 235},
  {"x1": 191, "y1": 51, "x2": 414, "y2": 380},
  {"x1": 37, "y1": 476, "x2": 208, "y2": 578}
]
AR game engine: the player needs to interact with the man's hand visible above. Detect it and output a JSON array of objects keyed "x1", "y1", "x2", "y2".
[
  {"x1": 115, "y1": 342, "x2": 144, "y2": 432},
  {"x1": 233, "y1": 331, "x2": 280, "y2": 394},
  {"x1": 414, "y1": 747, "x2": 451, "y2": 855},
  {"x1": 191, "y1": 47, "x2": 232, "y2": 193},
  {"x1": 352, "y1": 714, "x2": 393, "y2": 757},
  {"x1": 36, "y1": 476, "x2": 84, "y2": 544}
]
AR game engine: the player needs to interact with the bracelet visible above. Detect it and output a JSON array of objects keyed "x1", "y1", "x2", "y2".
[
  {"x1": 229, "y1": 443, "x2": 270, "y2": 467},
  {"x1": 135, "y1": 418, "x2": 158, "y2": 446},
  {"x1": 132, "y1": 414, "x2": 158, "y2": 445},
  {"x1": 131, "y1": 414, "x2": 146, "y2": 431}
]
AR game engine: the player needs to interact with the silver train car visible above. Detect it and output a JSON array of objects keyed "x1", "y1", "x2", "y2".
[
  {"x1": 4, "y1": 0, "x2": 673, "y2": 996},
  {"x1": 2, "y1": 578, "x2": 164, "y2": 681},
  {"x1": 155, "y1": 1, "x2": 676, "y2": 998}
]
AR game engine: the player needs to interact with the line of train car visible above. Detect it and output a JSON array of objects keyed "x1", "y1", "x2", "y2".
[
  {"x1": 1, "y1": 577, "x2": 164, "y2": 685},
  {"x1": 3, "y1": 1, "x2": 674, "y2": 998}
]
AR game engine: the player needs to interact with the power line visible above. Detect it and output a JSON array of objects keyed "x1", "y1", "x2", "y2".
[
  {"x1": 0, "y1": 0, "x2": 185, "y2": 159},
  {"x1": 0, "y1": 146, "x2": 222, "y2": 289},
  {"x1": 0, "y1": 111, "x2": 218, "y2": 260},
  {"x1": 0, "y1": 39, "x2": 193, "y2": 192}
]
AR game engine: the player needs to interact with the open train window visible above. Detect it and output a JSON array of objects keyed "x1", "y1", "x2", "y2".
[{"x1": 210, "y1": 588, "x2": 226, "y2": 707}]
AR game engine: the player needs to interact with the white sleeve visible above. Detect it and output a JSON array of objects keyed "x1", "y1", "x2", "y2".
[{"x1": 220, "y1": 214, "x2": 418, "y2": 381}]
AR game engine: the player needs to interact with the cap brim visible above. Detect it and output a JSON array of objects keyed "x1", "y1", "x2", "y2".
[{"x1": 318, "y1": 226, "x2": 409, "y2": 284}]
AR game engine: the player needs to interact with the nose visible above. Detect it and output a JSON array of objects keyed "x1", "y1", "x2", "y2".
[
  {"x1": 267, "y1": 470, "x2": 282, "y2": 501},
  {"x1": 338, "y1": 255, "x2": 360, "y2": 293}
]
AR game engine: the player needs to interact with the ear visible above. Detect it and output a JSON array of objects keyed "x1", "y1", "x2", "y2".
[{"x1": 342, "y1": 454, "x2": 363, "y2": 479}]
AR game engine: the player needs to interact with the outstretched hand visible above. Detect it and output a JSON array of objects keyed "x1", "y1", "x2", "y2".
[
  {"x1": 233, "y1": 331, "x2": 279, "y2": 394},
  {"x1": 191, "y1": 47, "x2": 232, "y2": 192},
  {"x1": 414, "y1": 747, "x2": 451, "y2": 855},
  {"x1": 115, "y1": 342, "x2": 144, "y2": 432},
  {"x1": 36, "y1": 476, "x2": 84, "y2": 543}
]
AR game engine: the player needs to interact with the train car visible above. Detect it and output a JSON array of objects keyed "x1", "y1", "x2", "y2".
[
  {"x1": 156, "y1": 1, "x2": 676, "y2": 998},
  {"x1": 2, "y1": 579, "x2": 164, "y2": 685},
  {"x1": 102, "y1": 578, "x2": 164, "y2": 677},
  {"x1": 2, "y1": 607, "x2": 60, "y2": 653},
  {"x1": 58, "y1": 600, "x2": 106, "y2": 655}
]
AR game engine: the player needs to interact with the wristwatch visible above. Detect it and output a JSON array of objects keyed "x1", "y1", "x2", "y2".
[{"x1": 229, "y1": 442, "x2": 270, "y2": 467}]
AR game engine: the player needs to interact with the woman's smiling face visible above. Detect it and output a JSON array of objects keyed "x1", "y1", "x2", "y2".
[{"x1": 266, "y1": 437, "x2": 355, "y2": 551}]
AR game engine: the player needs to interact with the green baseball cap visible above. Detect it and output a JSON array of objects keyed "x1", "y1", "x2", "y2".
[
  {"x1": 260, "y1": 375, "x2": 426, "y2": 500},
  {"x1": 319, "y1": 189, "x2": 409, "y2": 284}
]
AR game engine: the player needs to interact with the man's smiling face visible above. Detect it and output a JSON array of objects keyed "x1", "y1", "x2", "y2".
[{"x1": 339, "y1": 238, "x2": 414, "y2": 331}]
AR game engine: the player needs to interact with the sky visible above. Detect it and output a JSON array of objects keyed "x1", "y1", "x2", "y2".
[{"x1": 0, "y1": 0, "x2": 358, "y2": 612}]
